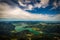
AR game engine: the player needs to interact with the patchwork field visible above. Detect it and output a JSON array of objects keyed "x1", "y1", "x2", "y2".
[{"x1": 0, "y1": 21, "x2": 60, "y2": 40}]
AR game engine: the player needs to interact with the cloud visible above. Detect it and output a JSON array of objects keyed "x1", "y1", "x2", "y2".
[
  {"x1": 18, "y1": 0, "x2": 26, "y2": 7},
  {"x1": 50, "y1": 0, "x2": 60, "y2": 10},
  {"x1": 32, "y1": 0, "x2": 49, "y2": 8},
  {"x1": 0, "y1": 2, "x2": 60, "y2": 21},
  {"x1": 34, "y1": 0, "x2": 49, "y2": 8},
  {"x1": 18, "y1": 0, "x2": 33, "y2": 10},
  {"x1": 24, "y1": 4, "x2": 34, "y2": 10},
  {"x1": 38, "y1": 0, "x2": 49, "y2": 8},
  {"x1": 18, "y1": 0, "x2": 49, "y2": 10},
  {"x1": 58, "y1": 1, "x2": 60, "y2": 6}
]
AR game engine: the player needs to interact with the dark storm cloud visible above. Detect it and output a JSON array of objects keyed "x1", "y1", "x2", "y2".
[{"x1": 0, "y1": 0, "x2": 19, "y2": 6}]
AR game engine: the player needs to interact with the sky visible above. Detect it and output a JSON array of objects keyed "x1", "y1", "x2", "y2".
[{"x1": 0, "y1": 0, "x2": 60, "y2": 21}]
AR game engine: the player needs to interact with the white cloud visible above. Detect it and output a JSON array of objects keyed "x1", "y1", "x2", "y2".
[
  {"x1": 18, "y1": 0, "x2": 34, "y2": 10},
  {"x1": 34, "y1": 3, "x2": 42, "y2": 8},
  {"x1": 40, "y1": 0, "x2": 49, "y2": 8},
  {"x1": 18, "y1": 1, "x2": 26, "y2": 7},
  {"x1": 24, "y1": 5, "x2": 34, "y2": 10},
  {"x1": 50, "y1": 1, "x2": 58, "y2": 10},
  {"x1": 34, "y1": 0, "x2": 49, "y2": 8},
  {"x1": 0, "y1": 3, "x2": 60, "y2": 21},
  {"x1": 18, "y1": 0, "x2": 49, "y2": 10},
  {"x1": 50, "y1": 0, "x2": 60, "y2": 10}
]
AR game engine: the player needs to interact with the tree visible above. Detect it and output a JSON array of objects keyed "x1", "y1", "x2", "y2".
[{"x1": 0, "y1": 22, "x2": 15, "y2": 35}]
